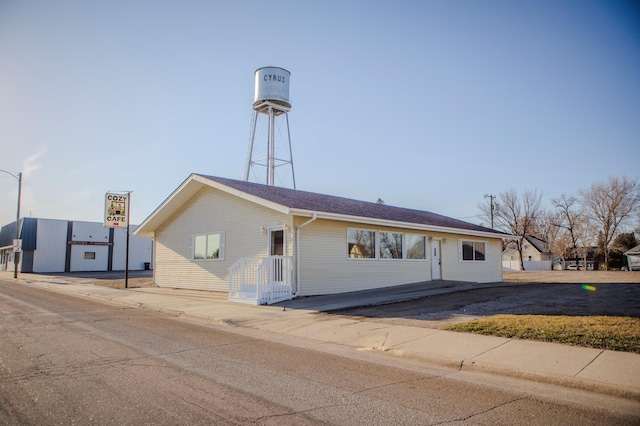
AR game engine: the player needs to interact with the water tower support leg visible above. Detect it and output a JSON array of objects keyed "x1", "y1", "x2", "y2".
[
  {"x1": 268, "y1": 106, "x2": 275, "y2": 186},
  {"x1": 286, "y1": 112, "x2": 296, "y2": 189},
  {"x1": 245, "y1": 110, "x2": 259, "y2": 181}
]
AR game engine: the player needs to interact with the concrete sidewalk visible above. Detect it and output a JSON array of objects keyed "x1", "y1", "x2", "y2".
[{"x1": 4, "y1": 271, "x2": 640, "y2": 400}]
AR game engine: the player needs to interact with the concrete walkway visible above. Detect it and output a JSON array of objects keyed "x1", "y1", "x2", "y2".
[{"x1": 3, "y1": 271, "x2": 639, "y2": 400}]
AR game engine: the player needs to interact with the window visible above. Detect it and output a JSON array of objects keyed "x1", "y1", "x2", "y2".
[
  {"x1": 347, "y1": 228, "x2": 375, "y2": 259},
  {"x1": 379, "y1": 231, "x2": 403, "y2": 259},
  {"x1": 461, "y1": 240, "x2": 486, "y2": 261},
  {"x1": 192, "y1": 232, "x2": 224, "y2": 260},
  {"x1": 406, "y1": 234, "x2": 426, "y2": 260},
  {"x1": 84, "y1": 251, "x2": 96, "y2": 260}
]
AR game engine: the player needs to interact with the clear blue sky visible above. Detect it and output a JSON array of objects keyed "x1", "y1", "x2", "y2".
[{"x1": 1, "y1": 0, "x2": 639, "y2": 227}]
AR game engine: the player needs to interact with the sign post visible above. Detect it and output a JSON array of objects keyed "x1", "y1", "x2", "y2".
[{"x1": 104, "y1": 192, "x2": 131, "y2": 288}]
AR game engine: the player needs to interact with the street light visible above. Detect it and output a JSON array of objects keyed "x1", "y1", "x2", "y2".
[{"x1": 1, "y1": 170, "x2": 22, "y2": 279}]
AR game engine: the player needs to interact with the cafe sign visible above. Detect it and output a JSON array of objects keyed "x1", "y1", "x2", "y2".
[{"x1": 104, "y1": 192, "x2": 129, "y2": 228}]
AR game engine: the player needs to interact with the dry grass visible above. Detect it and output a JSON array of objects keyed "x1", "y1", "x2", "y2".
[
  {"x1": 91, "y1": 278, "x2": 154, "y2": 289},
  {"x1": 504, "y1": 270, "x2": 640, "y2": 283},
  {"x1": 446, "y1": 315, "x2": 640, "y2": 353}
]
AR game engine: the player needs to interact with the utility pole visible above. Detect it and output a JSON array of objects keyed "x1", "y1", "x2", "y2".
[
  {"x1": 484, "y1": 194, "x2": 496, "y2": 229},
  {"x1": 1, "y1": 170, "x2": 22, "y2": 279}
]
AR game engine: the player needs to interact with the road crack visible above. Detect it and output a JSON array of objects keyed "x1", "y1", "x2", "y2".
[{"x1": 433, "y1": 396, "x2": 529, "y2": 424}]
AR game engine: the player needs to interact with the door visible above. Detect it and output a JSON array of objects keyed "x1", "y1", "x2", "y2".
[
  {"x1": 269, "y1": 227, "x2": 285, "y2": 283},
  {"x1": 431, "y1": 240, "x2": 441, "y2": 280},
  {"x1": 270, "y1": 228, "x2": 284, "y2": 256}
]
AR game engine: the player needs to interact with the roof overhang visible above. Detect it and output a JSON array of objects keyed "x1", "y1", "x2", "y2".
[{"x1": 134, "y1": 174, "x2": 290, "y2": 237}]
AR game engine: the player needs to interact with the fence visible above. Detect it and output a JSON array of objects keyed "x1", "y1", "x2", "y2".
[{"x1": 502, "y1": 260, "x2": 552, "y2": 271}]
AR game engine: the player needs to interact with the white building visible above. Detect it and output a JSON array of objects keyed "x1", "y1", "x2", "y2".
[
  {"x1": 135, "y1": 174, "x2": 512, "y2": 304},
  {"x1": 0, "y1": 218, "x2": 152, "y2": 273},
  {"x1": 624, "y1": 244, "x2": 640, "y2": 271},
  {"x1": 502, "y1": 236, "x2": 553, "y2": 271}
]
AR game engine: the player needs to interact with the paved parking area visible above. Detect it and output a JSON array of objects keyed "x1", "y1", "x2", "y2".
[
  {"x1": 332, "y1": 283, "x2": 640, "y2": 328},
  {"x1": 329, "y1": 272, "x2": 640, "y2": 328}
]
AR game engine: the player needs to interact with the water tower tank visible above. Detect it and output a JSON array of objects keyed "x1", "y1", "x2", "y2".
[{"x1": 253, "y1": 67, "x2": 291, "y2": 110}]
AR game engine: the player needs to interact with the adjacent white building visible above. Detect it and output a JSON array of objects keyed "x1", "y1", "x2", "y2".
[
  {"x1": 0, "y1": 218, "x2": 152, "y2": 273},
  {"x1": 625, "y1": 244, "x2": 640, "y2": 271},
  {"x1": 502, "y1": 236, "x2": 553, "y2": 271}
]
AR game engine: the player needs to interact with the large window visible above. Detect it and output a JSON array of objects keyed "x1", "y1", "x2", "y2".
[
  {"x1": 405, "y1": 234, "x2": 426, "y2": 260},
  {"x1": 192, "y1": 232, "x2": 224, "y2": 260},
  {"x1": 347, "y1": 229, "x2": 428, "y2": 261},
  {"x1": 461, "y1": 240, "x2": 486, "y2": 261},
  {"x1": 379, "y1": 231, "x2": 403, "y2": 259},
  {"x1": 347, "y1": 228, "x2": 376, "y2": 259}
]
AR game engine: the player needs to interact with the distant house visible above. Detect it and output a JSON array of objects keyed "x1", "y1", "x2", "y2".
[
  {"x1": 135, "y1": 174, "x2": 512, "y2": 304},
  {"x1": 624, "y1": 244, "x2": 640, "y2": 271},
  {"x1": 502, "y1": 236, "x2": 553, "y2": 271},
  {"x1": 0, "y1": 218, "x2": 152, "y2": 273}
]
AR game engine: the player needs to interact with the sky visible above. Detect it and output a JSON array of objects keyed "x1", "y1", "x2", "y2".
[{"x1": 1, "y1": 0, "x2": 639, "y2": 228}]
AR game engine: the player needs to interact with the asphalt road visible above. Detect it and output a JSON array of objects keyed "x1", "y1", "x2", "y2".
[
  {"x1": 330, "y1": 283, "x2": 640, "y2": 328},
  {"x1": 1, "y1": 280, "x2": 638, "y2": 425}
]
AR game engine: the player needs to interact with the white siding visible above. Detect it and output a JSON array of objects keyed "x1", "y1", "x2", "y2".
[
  {"x1": 70, "y1": 245, "x2": 109, "y2": 271},
  {"x1": 297, "y1": 219, "x2": 433, "y2": 296},
  {"x1": 71, "y1": 221, "x2": 111, "y2": 243},
  {"x1": 154, "y1": 186, "x2": 291, "y2": 291},
  {"x1": 441, "y1": 237, "x2": 502, "y2": 283},
  {"x1": 32, "y1": 219, "x2": 67, "y2": 273},
  {"x1": 296, "y1": 219, "x2": 503, "y2": 296},
  {"x1": 70, "y1": 221, "x2": 110, "y2": 272}
]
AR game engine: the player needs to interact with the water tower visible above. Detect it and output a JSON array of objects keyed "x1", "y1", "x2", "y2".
[{"x1": 244, "y1": 67, "x2": 296, "y2": 188}]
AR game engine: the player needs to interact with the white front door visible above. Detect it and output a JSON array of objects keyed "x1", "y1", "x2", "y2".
[{"x1": 431, "y1": 240, "x2": 441, "y2": 280}]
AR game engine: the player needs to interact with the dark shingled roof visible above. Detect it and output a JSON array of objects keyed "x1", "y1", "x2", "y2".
[
  {"x1": 525, "y1": 236, "x2": 549, "y2": 254},
  {"x1": 199, "y1": 174, "x2": 506, "y2": 236}
]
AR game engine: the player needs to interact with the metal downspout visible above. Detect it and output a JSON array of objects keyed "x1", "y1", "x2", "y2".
[{"x1": 295, "y1": 214, "x2": 317, "y2": 296}]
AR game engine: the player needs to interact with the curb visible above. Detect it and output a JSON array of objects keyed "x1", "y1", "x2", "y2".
[{"x1": 459, "y1": 359, "x2": 640, "y2": 400}]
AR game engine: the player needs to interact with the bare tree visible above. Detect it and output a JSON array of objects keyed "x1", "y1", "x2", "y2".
[
  {"x1": 480, "y1": 188, "x2": 542, "y2": 270},
  {"x1": 551, "y1": 194, "x2": 583, "y2": 249},
  {"x1": 536, "y1": 209, "x2": 565, "y2": 268},
  {"x1": 579, "y1": 176, "x2": 640, "y2": 270},
  {"x1": 546, "y1": 194, "x2": 591, "y2": 268}
]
